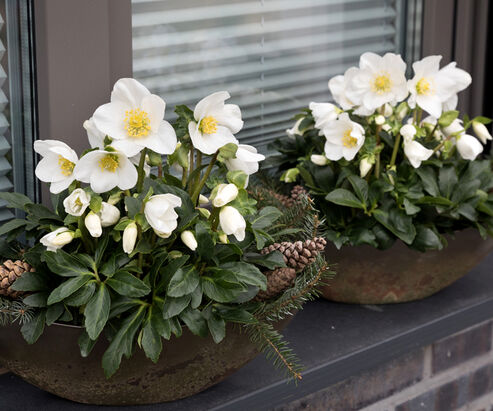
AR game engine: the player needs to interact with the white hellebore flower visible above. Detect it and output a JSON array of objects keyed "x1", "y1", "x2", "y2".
[
  {"x1": 400, "y1": 124, "x2": 417, "y2": 142},
  {"x1": 181, "y1": 230, "x2": 198, "y2": 251},
  {"x1": 374, "y1": 115, "x2": 386, "y2": 126},
  {"x1": 34, "y1": 140, "x2": 78, "y2": 194},
  {"x1": 73, "y1": 149, "x2": 138, "y2": 193},
  {"x1": 359, "y1": 158, "x2": 373, "y2": 178},
  {"x1": 99, "y1": 202, "x2": 121, "y2": 227},
  {"x1": 457, "y1": 134, "x2": 483, "y2": 161},
  {"x1": 224, "y1": 144, "x2": 265, "y2": 184},
  {"x1": 322, "y1": 113, "x2": 365, "y2": 161},
  {"x1": 63, "y1": 188, "x2": 91, "y2": 217},
  {"x1": 473, "y1": 122, "x2": 492, "y2": 145},
  {"x1": 310, "y1": 154, "x2": 329, "y2": 166},
  {"x1": 309, "y1": 102, "x2": 338, "y2": 130},
  {"x1": 286, "y1": 118, "x2": 304, "y2": 138},
  {"x1": 345, "y1": 52, "x2": 408, "y2": 112},
  {"x1": 407, "y1": 56, "x2": 471, "y2": 118},
  {"x1": 328, "y1": 66, "x2": 360, "y2": 111},
  {"x1": 123, "y1": 222, "x2": 138, "y2": 254},
  {"x1": 144, "y1": 194, "x2": 182, "y2": 238},
  {"x1": 212, "y1": 183, "x2": 239, "y2": 208},
  {"x1": 85, "y1": 212, "x2": 102, "y2": 238},
  {"x1": 40, "y1": 227, "x2": 74, "y2": 252},
  {"x1": 199, "y1": 194, "x2": 209, "y2": 205},
  {"x1": 443, "y1": 119, "x2": 464, "y2": 137},
  {"x1": 84, "y1": 117, "x2": 105, "y2": 149},
  {"x1": 92, "y1": 78, "x2": 177, "y2": 157},
  {"x1": 219, "y1": 206, "x2": 246, "y2": 242},
  {"x1": 188, "y1": 91, "x2": 243, "y2": 155}
]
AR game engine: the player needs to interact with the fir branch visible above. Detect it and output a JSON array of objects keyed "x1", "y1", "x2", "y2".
[
  {"x1": 256, "y1": 255, "x2": 334, "y2": 323},
  {"x1": 245, "y1": 320, "x2": 303, "y2": 382},
  {"x1": 0, "y1": 297, "x2": 35, "y2": 326}
]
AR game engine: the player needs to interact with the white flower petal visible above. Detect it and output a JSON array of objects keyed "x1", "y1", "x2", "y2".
[
  {"x1": 194, "y1": 91, "x2": 230, "y2": 121},
  {"x1": 111, "y1": 139, "x2": 142, "y2": 157},
  {"x1": 93, "y1": 101, "x2": 129, "y2": 141},
  {"x1": 212, "y1": 104, "x2": 243, "y2": 134},
  {"x1": 141, "y1": 94, "x2": 165, "y2": 132},
  {"x1": 50, "y1": 178, "x2": 74, "y2": 194},
  {"x1": 111, "y1": 78, "x2": 150, "y2": 108},
  {"x1": 116, "y1": 156, "x2": 138, "y2": 190},
  {"x1": 139, "y1": 120, "x2": 177, "y2": 155},
  {"x1": 90, "y1": 167, "x2": 120, "y2": 193}
]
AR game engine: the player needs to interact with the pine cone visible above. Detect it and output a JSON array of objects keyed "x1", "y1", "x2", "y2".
[
  {"x1": 261, "y1": 237, "x2": 327, "y2": 271},
  {"x1": 256, "y1": 267, "x2": 297, "y2": 300},
  {"x1": 0, "y1": 260, "x2": 34, "y2": 299},
  {"x1": 291, "y1": 185, "x2": 309, "y2": 202},
  {"x1": 248, "y1": 187, "x2": 295, "y2": 208}
]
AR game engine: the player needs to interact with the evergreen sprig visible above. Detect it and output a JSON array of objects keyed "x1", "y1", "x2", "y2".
[{"x1": 0, "y1": 297, "x2": 35, "y2": 326}]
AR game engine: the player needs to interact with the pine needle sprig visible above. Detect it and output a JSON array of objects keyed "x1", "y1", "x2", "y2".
[
  {"x1": 245, "y1": 320, "x2": 303, "y2": 382},
  {"x1": 256, "y1": 255, "x2": 334, "y2": 323},
  {"x1": 0, "y1": 297, "x2": 35, "y2": 326}
]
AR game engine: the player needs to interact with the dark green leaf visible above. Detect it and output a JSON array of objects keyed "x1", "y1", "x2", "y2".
[
  {"x1": 373, "y1": 209, "x2": 416, "y2": 245},
  {"x1": 44, "y1": 250, "x2": 94, "y2": 278},
  {"x1": 142, "y1": 313, "x2": 162, "y2": 363},
  {"x1": 47, "y1": 275, "x2": 92, "y2": 305},
  {"x1": 155, "y1": 255, "x2": 189, "y2": 294},
  {"x1": 78, "y1": 330, "x2": 97, "y2": 357},
  {"x1": 106, "y1": 271, "x2": 151, "y2": 297},
  {"x1": 221, "y1": 262, "x2": 267, "y2": 290},
  {"x1": 195, "y1": 220, "x2": 214, "y2": 261},
  {"x1": 167, "y1": 265, "x2": 200, "y2": 297},
  {"x1": 46, "y1": 303, "x2": 64, "y2": 326},
  {"x1": 347, "y1": 175, "x2": 369, "y2": 205},
  {"x1": 23, "y1": 292, "x2": 49, "y2": 308},
  {"x1": 64, "y1": 282, "x2": 96, "y2": 307},
  {"x1": 102, "y1": 307, "x2": 145, "y2": 378},
  {"x1": 207, "y1": 313, "x2": 226, "y2": 343},
  {"x1": 438, "y1": 167, "x2": 458, "y2": 199},
  {"x1": 412, "y1": 226, "x2": 443, "y2": 251},
  {"x1": 12, "y1": 272, "x2": 49, "y2": 292},
  {"x1": 403, "y1": 198, "x2": 421, "y2": 215},
  {"x1": 201, "y1": 273, "x2": 245, "y2": 303},
  {"x1": 0, "y1": 192, "x2": 32, "y2": 210},
  {"x1": 416, "y1": 167, "x2": 439, "y2": 197},
  {"x1": 244, "y1": 251, "x2": 286, "y2": 270},
  {"x1": 417, "y1": 196, "x2": 454, "y2": 207},
  {"x1": 326, "y1": 188, "x2": 365, "y2": 209},
  {"x1": 124, "y1": 197, "x2": 141, "y2": 219},
  {"x1": 216, "y1": 306, "x2": 256, "y2": 324},
  {"x1": 0, "y1": 219, "x2": 27, "y2": 237},
  {"x1": 84, "y1": 283, "x2": 111, "y2": 340},
  {"x1": 179, "y1": 308, "x2": 208, "y2": 337},
  {"x1": 21, "y1": 309, "x2": 46, "y2": 344},
  {"x1": 457, "y1": 203, "x2": 477, "y2": 221},
  {"x1": 251, "y1": 206, "x2": 283, "y2": 230},
  {"x1": 94, "y1": 235, "x2": 110, "y2": 267},
  {"x1": 162, "y1": 294, "x2": 192, "y2": 319}
]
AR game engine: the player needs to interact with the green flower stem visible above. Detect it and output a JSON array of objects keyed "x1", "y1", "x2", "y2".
[
  {"x1": 374, "y1": 125, "x2": 382, "y2": 179},
  {"x1": 182, "y1": 166, "x2": 188, "y2": 188},
  {"x1": 157, "y1": 164, "x2": 163, "y2": 178},
  {"x1": 433, "y1": 134, "x2": 453, "y2": 154},
  {"x1": 195, "y1": 151, "x2": 202, "y2": 188},
  {"x1": 191, "y1": 151, "x2": 218, "y2": 205},
  {"x1": 136, "y1": 148, "x2": 147, "y2": 193},
  {"x1": 188, "y1": 147, "x2": 195, "y2": 195},
  {"x1": 77, "y1": 216, "x2": 93, "y2": 253},
  {"x1": 389, "y1": 132, "x2": 401, "y2": 167},
  {"x1": 209, "y1": 206, "x2": 220, "y2": 231}
]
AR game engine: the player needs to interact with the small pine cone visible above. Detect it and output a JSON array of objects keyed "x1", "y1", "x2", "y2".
[
  {"x1": 273, "y1": 192, "x2": 295, "y2": 208},
  {"x1": 0, "y1": 260, "x2": 34, "y2": 299},
  {"x1": 256, "y1": 267, "x2": 297, "y2": 300},
  {"x1": 261, "y1": 237, "x2": 327, "y2": 271},
  {"x1": 291, "y1": 185, "x2": 309, "y2": 202}
]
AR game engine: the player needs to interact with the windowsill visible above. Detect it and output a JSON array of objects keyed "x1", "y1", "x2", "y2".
[{"x1": 2, "y1": 252, "x2": 493, "y2": 410}]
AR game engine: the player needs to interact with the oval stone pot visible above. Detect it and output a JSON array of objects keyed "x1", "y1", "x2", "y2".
[
  {"x1": 0, "y1": 319, "x2": 289, "y2": 405},
  {"x1": 322, "y1": 229, "x2": 493, "y2": 304}
]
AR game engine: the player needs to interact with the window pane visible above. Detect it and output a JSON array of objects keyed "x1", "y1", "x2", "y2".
[
  {"x1": 131, "y1": 0, "x2": 421, "y2": 152},
  {"x1": 0, "y1": 0, "x2": 37, "y2": 219}
]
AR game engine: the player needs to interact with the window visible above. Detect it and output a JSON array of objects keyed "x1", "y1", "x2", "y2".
[
  {"x1": 131, "y1": 0, "x2": 422, "y2": 152},
  {"x1": 0, "y1": 0, "x2": 37, "y2": 220}
]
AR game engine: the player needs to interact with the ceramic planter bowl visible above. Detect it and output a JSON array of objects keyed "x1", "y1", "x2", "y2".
[
  {"x1": 0, "y1": 319, "x2": 289, "y2": 405},
  {"x1": 322, "y1": 228, "x2": 493, "y2": 304}
]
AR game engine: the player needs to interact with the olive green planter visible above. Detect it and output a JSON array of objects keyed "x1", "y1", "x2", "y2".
[
  {"x1": 322, "y1": 229, "x2": 493, "y2": 304},
  {"x1": 0, "y1": 319, "x2": 289, "y2": 405}
]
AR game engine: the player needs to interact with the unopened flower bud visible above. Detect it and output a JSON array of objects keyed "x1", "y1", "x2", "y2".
[
  {"x1": 473, "y1": 121, "x2": 492, "y2": 145},
  {"x1": 212, "y1": 184, "x2": 238, "y2": 208},
  {"x1": 123, "y1": 222, "x2": 138, "y2": 254},
  {"x1": 180, "y1": 230, "x2": 198, "y2": 251},
  {"x1": 199, "y1": 194, "x2": 209, "y2": 205},
  {"x1": 310, "y1": 154, "x2": 329, "y2": 166},
  {"x1": 359, "y1": 158, "x2": 373, "y2": 178},
  {"x1": 99, "y1": 202, "x2": 120, "y2": 227},
  {"x1": 85, "y1": 211, "x2": 102, "y2": 238},
  {"x1": 375, "y1": 115, "x2": 385, "y2": 125}
]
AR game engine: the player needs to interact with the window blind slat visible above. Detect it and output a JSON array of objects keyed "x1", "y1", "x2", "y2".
[{"x1": 132, "y1": 0, "x2": 406, "y2": 152}]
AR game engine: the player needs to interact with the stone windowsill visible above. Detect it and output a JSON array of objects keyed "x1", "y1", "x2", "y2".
[{"x1": 2, "y1": 252, "x2": 493, "y2": 410}]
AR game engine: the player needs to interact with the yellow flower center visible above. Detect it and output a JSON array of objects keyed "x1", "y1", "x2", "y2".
[
  {"x1": 372, "y1": 73, "x2": 392, "y2": 94},
  {"x1": 342, "y1": 129, "x2": 358, "y2": 148},
  {"x1": 199, "y1": 116, "x2": 218, "y2": 134},
  {"x1": 124, "y1": 109, "x2": 151, "y2": 138},
  {"x1": 416, "y1": 77, "x2": 432, "y2": 95},
  {"x1": 58, "y1": 155, "x2": 75, "y2": 176},
  {"x1": 75, "y1": 197, "x2": 83, "y2": 207},
  {"x1": 99, "y1": 154, "x2": 119, "y2": 173}
]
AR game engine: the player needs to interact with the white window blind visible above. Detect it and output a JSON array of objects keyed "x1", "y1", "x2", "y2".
[{"x1": 132, "y1": 0, "x2": 416, "y2": 152}]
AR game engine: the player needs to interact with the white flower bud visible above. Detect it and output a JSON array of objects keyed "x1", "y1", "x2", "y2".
[
  {"x1": 286, "y1": 118, "x2": 304, "y2": 139},
  {"x1": 40, "y1": 227, "x2": 75, "y2": 252},
  {"x1": 383, "y1": 103, "x2": 393, "y2": 117},
  {"x1": 403, "y1": 140, "x2": 433, "y2": 168},
  {"x1": 400, "y1": 124, "x2": 417, "y2": 142},
  {"x1": 218, "y1": 232, "x2": 229, "y2": 244},
  {"x1": 199, "y1": 194, "x2": 209, "y2": 205},
  {"x1": 472, "y1": 122, "x2": 492, "y2": 145},
  {"x1": 457, "y1": 134, "x2": 483, "y2": 161},
  {"x1": 144, "y1": 194, "x2": 182, "y2": 238},
  {"x1": 212, "y1": 184, "x2": 238, "y2": 208},
  {"x1": 359, "y1": 158, "x2": 373, "y2": 178},
  {"x1": 219, "y1": 206, "x2": 246, "y2": 242},
  {"x1": 375, "y1": 115, "x2": 385, "y2": 125},
  {"x1": 382, "y1": 124, "x2": 392, "y2": 132},
  {"x1": 123, "y1": 222, "x2": 138, "y2": 254},
  {"x1": 443, "y1": 119, "x2": 464, "y2": 136},
  {"x1": 310, "y1": 154, "x2": 329, "y2": 166},
  {"x1": 63, "y1": 188, "x2": 90, "y2": 217},
  {"x1": 85, "y1": 211, "x2": 102, "y2": 238},
  {"x1": 180, "y1": 230, "x2": 198, "y2": 251},
  {"x1": 99, "y1": 202, "x2": 120, "y2": 227}
]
